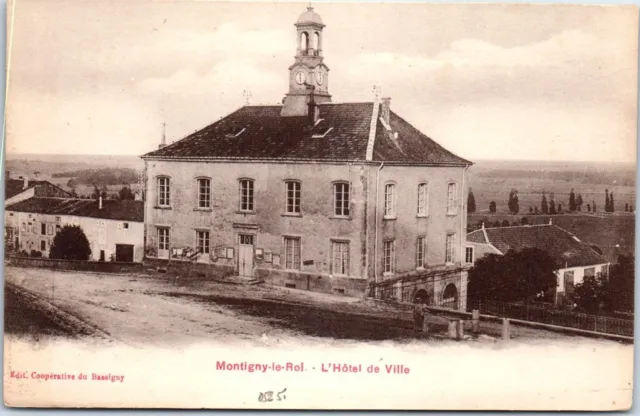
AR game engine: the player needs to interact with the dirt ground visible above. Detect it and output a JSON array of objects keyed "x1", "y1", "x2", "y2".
[{"x1": 4, "y1": 266, "x2": 603, "y2": 347}]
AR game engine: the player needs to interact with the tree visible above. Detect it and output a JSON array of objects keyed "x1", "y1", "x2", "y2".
[
  {"x1": 118, "y1": 186, "x2": 135, "y2": 200},
  {"x1": 592, "y1": 200, "x2": 597, "y2": 212},
  {"x1": 557, "y1": 203, "x2": 563, "y2": 213},
  {"x1": 574, "y1": 273, "x2": 608, "y2": 314},
  {"x1": 521, "y1": 216, "x2": 529, "y2": 225},
  {"x1": 541, "y1": 192, "x2": 548, "y2": 214},
  {"x1": 467, "y1": 248, "x2": 558, "y2": 305},
  {"x1": 587, "y1": 203, "x2": 591, "y2": 212},
  {"x1": 549, "y1": 192, "x2": 556, "y2": 215},
  {"x1": 489, "y1": 201, "x2": 497, "y2": 214},
  {"x1": 66, "y1": 178, "x2": 77, "y2": 189},
  {"x1": 100, "y1": 185, "x2": 108, "y2": 200},
  {"x1": 467, "y1": 189, "x2": 476, "y2": 213},
  {"x1": 529, "y1": 206, "x2": 533, "y2": 214},
  {"x1": 49, "y1": 225, "x2": 92, "y2": 261},
  {"x1": 569, "y1": 188, "x2": 576, "y2": 212},
  {"x1": 501, "y1": 219, "x2": 510, "y2": 227},
  {"x1": 607, "y1": 255, "x2": 634, "y2": 312},
  {"x1": 609, "y1": 192, "x2": 615, "y2": 212},
  {"x1": 508, "y1": 189, "x2": 519, "y2": 214},
  {"x1": 91, "y1": 185, "x2": 101, "y2": 200},
  {"x1": 625, "y1": 203, "x2": 629, "y2": 212},
  {"x1": 576, "y1": 193, "x2": 583, "y2": 211},
  {"x1": 534, "y1": 206, "x2": 539, "y2": 214},
  {"x1": 605, "y1": 189, "x2": 610, "y2": 212}
]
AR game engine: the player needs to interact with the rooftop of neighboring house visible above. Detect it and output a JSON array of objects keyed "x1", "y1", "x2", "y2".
[
  {"x1": 467, "y1": 223, "x2": 609, "y2": 269},
  {"x1": 5, "y1": 178, "x2": 50, "y2": 199},
  {"x1": 142, "y1": 103, "x2": 471, "y2": 166},
  {"x1": 5, "y1": 197, "x2": 144, "y2": 222}
]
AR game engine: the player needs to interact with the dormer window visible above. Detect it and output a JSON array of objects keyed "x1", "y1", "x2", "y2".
[
  {"x1": 311, "y1": 127, "x2": 333, "y2": 138},
  {"x1": 225, "y1": 127, "x2": 246, "y2": 138}
]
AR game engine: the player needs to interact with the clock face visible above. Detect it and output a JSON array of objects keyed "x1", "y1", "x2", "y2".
[
  {"x1": 316, "y1": 71, "x2": 324, "y2": 85},
  {"x1": 295, "y1": 71, "x2": 306, "y2": 85}
]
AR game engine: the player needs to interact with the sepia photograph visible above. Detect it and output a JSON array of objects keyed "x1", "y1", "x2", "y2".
[{"x1": 2, "y1": 0, "x2": 637, "y2": 409}]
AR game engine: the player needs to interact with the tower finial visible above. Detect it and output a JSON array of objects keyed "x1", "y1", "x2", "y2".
[
  {"x1": 243, "y1": 89, "x2": 252, "y2": 105},
  {"x1": 159, "y1": 122, "x2": 167, "y2": 149}
]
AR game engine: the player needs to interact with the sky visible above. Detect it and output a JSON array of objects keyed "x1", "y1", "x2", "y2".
[{"x1": 5, "y1": 0, "x2": 638, "y2": 163}]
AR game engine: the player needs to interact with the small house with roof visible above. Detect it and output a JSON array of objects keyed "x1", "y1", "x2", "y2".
[
  {"x1": 5, "y1": 197, "x2": 144, "y2": 262},
  {"x1": 466, "y1": 221, "x2": 610, "y2": 305},
  {"x1": 141, "y1": 6, "x2": 472, "y2": 309},
  {"x1": 4, "y1": 171, "x2": 72, "y2": 206}
]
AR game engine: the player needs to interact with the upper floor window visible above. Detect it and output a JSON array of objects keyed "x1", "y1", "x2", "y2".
[
  {"x1": 47, "y1": 225, "x2": 54, "y2": 235},
  {"x1": 465, "y1": 246, "x2": 474, "y2": 264},
  {"x1": 333, "y1": 182, "x2": 350, "y2": 217},
  {"x1": 447, "y1": 182, "x2": 458, "y2": 215},
  {"x1": 41, "y1": 223, "x2": 46, "y2": 235},
  {"x1": 416, "y1": 236, "x2": 426, "y2": 269},
  {"x1": 384, "y1": 183, "x2": 396, "y2": 218},
  {"x1": 157, "y1": 177, "x2": 170, "y2": 207},
  {"x1": 239, "y1": 179, "x2": 254, "y2": 212},
  {"x1": 417, "y1": 183, "x2": 429, "y2": 216},
  {"x1": 383, "y1": 240, "x2": 395, "y2": 274},
  {"x1": 445, "y1": 233, "x2": 456, "y2": 264},
  {"x1": 197, "y1": 178, "x2": 211, "y2": 209},
  {"x1": 285, "y1": 181, "x2": 301, "y2": 214}
]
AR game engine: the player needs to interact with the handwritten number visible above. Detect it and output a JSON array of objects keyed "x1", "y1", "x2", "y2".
[{"x1": 259, "y1": 389, "x2": 286, "y2": 402}]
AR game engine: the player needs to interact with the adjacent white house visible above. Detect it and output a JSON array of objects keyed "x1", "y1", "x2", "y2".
[
  {"x1": 5, "y1": 197, "x2": 144, "y2": 262},
  {"x1": 466, "y1": 221, "x2": 610, "y2": 305}
]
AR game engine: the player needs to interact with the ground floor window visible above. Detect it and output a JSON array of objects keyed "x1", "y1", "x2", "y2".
[
  {"x1": 157, "y1": 228, "x2": 170, "y2": 251},
  {"x1": 284, "y1": 237, "x2": 301, "y2": 270},
  {"x1": 331, "y1": 241, "x2": 350, "y2": 276},
  {"x1": 383, "y1": 240, "x2": 395, "y2": 274},
  {"x1": 40, "y1": 240, "x2": 46, "y2": 251},
  {"x1": 196, "y1": 230, "x2": 210, "y2": 254}
]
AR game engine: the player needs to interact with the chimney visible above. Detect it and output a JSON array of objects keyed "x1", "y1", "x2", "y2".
[
  {"x1": 549, "y1": 218, "x2": 553, "y2": 225},
  {"x1": 22, "y1": 176, "x2": 28, "y2": 190},
  {"x1": 307, "y1": 89, "x2": 319, "y2": 125},
  {"x1": 381, "y1": 97, "x2": 391, "y2": 125},
  {"x1": 158, "y1": 122, "x2": 167, "y2": 149},
  {"x1": 99, "y1": 196, "x2": 103, "y2": 210},
  {"x1": 34, "y1": 171, "x2": 40, "y2": 180}
]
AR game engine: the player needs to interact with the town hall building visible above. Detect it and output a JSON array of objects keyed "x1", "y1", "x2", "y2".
[{"x1": 141, "y1": 7, "x2": 472, "y2": 310}]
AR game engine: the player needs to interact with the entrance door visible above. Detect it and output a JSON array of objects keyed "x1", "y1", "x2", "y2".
[
  {"x1": 238, "y1": 234, "x2": 254, "y2": 277},
  {"x1": 115, "y1": 244, "x2": 135, "y2": 262}
]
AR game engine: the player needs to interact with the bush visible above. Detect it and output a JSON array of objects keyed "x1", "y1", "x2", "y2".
[{"x1": 49, "y1": 225, "x2": 92, "y2": 261}]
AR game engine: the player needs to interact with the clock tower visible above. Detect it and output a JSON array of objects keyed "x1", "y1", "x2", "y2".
[{"x1": 281, "y1": 6, "x2": 331, "y2": 117}]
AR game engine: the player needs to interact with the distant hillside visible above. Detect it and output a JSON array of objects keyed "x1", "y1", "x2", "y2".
[{"x1": 52, "y1": 168, "x2": 140, "y2": 186}]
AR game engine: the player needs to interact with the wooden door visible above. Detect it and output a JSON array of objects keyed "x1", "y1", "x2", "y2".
[{"x1": 238, "y1": 234, "x2": 254, "y2": 277}]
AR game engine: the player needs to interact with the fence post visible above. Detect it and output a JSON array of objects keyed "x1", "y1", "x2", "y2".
[
  {"x1": 472, "y1": 310, "x2": 480, "y2": 334},
  {"x1": 448, "y1": 321, "x2": 457, "y2": 339},
  {"x1": 456, "y1": 320, "x2": 464, "y2": 340},
  {"x1": 502, "y1": 318, "x2": 510, "y2": 341}
]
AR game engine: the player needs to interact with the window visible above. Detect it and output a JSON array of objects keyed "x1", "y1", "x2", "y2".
[
  {"x1": 47, "y1": 225, "x2": 54, "y2": 235},
  {"x1": 445, "y1": 234, "x2": 455, "y2": 264},
  {"x1": 584, "y1": 267, "x2": 595, "y2": 277},
  {"x1": 384, "y1": 184, "x2": 396, "y2": 218},
  {"x1": 157, "y1": 177, "x2": 170, "y2": 207},
  {"x1": 239, "y1": 179, "x2": 254, "y2": 211},
  {"x1": 55, "y1": 216, "x2": 61, "y2": 222},
  {"x1": 158, "y1": 228, "x2": 170, "y2": 251},
  {"x1": 416, "y1": 236, "x2": 426, "y2": 269},
  {"x1": 383, "y1": 240, "x2": 395, "y2": 274},
  {"x1": 196, "y1": 231, "x2": 210, "y2": 254},
  {"x1": 285, "y1": 181, "x2": 301, "y2": 214},
  {"x1": 41, "y1": 240, "x2": 46, "y2": 251},
  {"x1": 123, "y1": 222, "x2": 129, "y2": 229},
  {"x1": 284, "y1": 237, "x2": 301, "y2": 270},
  {"x1": 447, "y1": 183, "x2": 458, "y2": 214},
  {"x1": 331, "y1": 241, "x2": 350, "y2": 275},
  {"x1": 417, "y1": 183, "x2": 429, "y2": 216},
  {"x1": 333, "y1": 182, "x2": 350, "y2": 217},
  {"x1": 21, "y1": 223, "x2": 26, "y2": 232},
  {"x1": 56, "y1": 225, "x2": 61, "y2": 233},
  {"x1": 197, "y1": 178, "x2": 211, "y2": 209},
  {"x1": 465, "y1": 246, "x2": 474, "y2": 264},
  {"x1": 41, "y1": 223, "x2": 46, "y2": 235}
]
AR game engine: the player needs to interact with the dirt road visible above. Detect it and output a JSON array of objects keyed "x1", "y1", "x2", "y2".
[{"x1": 4, "y1": 266, "x2": 597, "y2": 346}]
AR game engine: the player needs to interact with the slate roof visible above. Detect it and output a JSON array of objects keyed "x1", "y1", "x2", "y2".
[
  {"x1": 6, "y1": 197, "x2": 144, "y2": 222},
  {"x1": 467, "y1": 224, "x2": 609, "y2": 268},
  {"x1": 6, "y1": 179, "x2": 44, "y2": 199},
  {"x1": 142, "y1": 103, "x2": 471, "y2": 165}
]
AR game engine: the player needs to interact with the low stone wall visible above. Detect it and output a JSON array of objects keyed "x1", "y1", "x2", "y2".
[
  {"x1": 6, "y1": 256, "x2": 144, "y2": 274},
  {"x1": 143, "y1": 257, "x2": 235, "y2": 280},
  {"x1": 255, "y1": 268, "x2": 368, "y2": 298}
]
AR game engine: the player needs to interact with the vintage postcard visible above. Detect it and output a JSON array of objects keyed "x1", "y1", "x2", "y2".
[{"x1": 2, "y1": 0, "x2": 637, "y2": 410}]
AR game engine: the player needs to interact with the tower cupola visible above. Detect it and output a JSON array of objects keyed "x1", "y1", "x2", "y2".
[{"x1": 281, "y1": 5, "x2": 331, "y2": 117}]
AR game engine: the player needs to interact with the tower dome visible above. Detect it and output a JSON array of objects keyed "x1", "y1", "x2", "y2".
[{"x1": 296, "y1": 6, "x2": 323, "y2": 25}]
